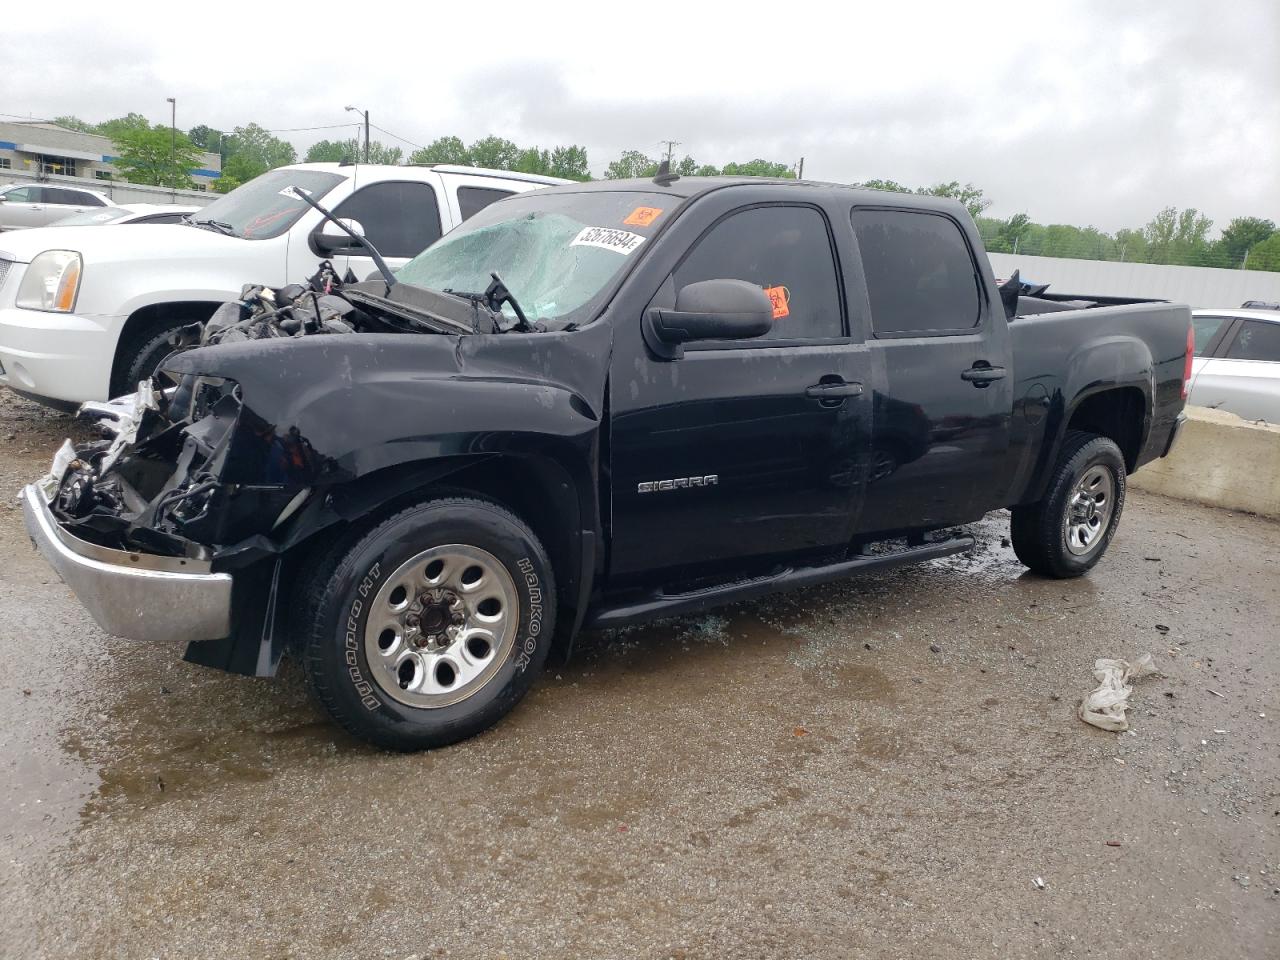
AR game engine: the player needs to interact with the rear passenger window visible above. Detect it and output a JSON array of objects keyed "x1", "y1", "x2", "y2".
[
  {"x1": 457, "y1": 186, "x2": 513, "y2": 221},
  {"x1": 1223, "y1": 320, "x2": 1280, "y2": 362},
  {"x1": 672, "y1": 205, "x2": 844, "y2": 341},
  {"x1": 851, "y1": 209, "x2": 982, "y2": 335},
  {"x1": 330, "y1": 181, "x2": 441, "y2": 259},
  {"x1": 1192, "y1": 315, "x2": 1230, "y2": 355}
]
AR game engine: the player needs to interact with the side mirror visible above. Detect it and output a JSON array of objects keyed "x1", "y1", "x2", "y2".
[
  {"x1": 313, "y1": 218, "x2": 366, "y2": 254},
  {"x1": 644, "y1": 279, "x2": 773, "y2": 359}
]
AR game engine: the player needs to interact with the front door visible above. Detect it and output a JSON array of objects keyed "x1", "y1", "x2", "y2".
[
  {"x1": 609, "y1": 201, "x2": 871, "y2": 587},
  {"x1": 850, "y1": 206, "x2": 1013, "y2": 533},
  {"x1": 325, "y1": 180, "x2": 444, "y2": 280}
]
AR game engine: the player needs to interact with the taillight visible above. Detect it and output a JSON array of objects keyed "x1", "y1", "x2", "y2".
[{"x1": 1181, "y1": 325, "x2": 1194, "y2": 400}]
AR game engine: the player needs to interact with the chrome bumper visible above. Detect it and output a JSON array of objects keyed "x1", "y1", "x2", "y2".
[{"x1": 20, "y1": 483, "x2": 233, "y2": 644}]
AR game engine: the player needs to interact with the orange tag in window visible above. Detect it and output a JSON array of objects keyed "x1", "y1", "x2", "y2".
[
  {"x1": 764, "y1": 285, "x2": 790, "y2": 319},
  {"x1": 623, "y1": 206, "x2": 663, "y2": 227}
]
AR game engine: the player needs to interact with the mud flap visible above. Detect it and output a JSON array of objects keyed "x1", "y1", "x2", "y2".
[{"x1": 183, "y1": 557, "x2": 287, "y2": 677}]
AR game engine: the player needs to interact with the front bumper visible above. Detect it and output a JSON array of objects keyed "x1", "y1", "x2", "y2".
[
  {"x1": 20, "y1": 482, "x2": 233, "y2": 645},
  {"x1": 0, "y1": 305, "x2": 120, "y2": 404}
]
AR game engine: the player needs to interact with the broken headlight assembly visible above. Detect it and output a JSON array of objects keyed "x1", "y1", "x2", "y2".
[{"x1": 51, "y1": 376, "x2": 311, "y2": 558}]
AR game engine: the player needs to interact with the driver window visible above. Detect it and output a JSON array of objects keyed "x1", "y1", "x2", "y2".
[{"x1": 671, "y1": 205, "x2": 844, "y2": 340}]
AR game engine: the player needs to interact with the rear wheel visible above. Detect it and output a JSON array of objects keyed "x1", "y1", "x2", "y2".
[
  {"x1": 1011, "y1": 430, "x2": 1126, "y2": 578},
  {"x1": 297, "y1": 496, "x2": 555, "y2": 751}
]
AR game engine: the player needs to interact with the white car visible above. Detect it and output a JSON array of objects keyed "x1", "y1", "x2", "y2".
[
  {"x1": 51, "y1": 203, "x2": 202, "y2": 227},
  {"x1": 0, "y1": 183, "x2": 116, "y2": 231},
  {"x1": 0, "y1": 163, "x2": 567, "y2": 407},
  {"x1": 1188, "y1": 307, "x2": 1280, "y2": 422}
]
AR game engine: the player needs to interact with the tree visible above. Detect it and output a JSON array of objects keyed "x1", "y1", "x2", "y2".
[
  {"x1": 97, "y1": 113, "x2": 152, "y2": 142},
  {"x1": 53, "y1": 115, "x2": 97, "y2": 134},
  {"x1": 467, "y1": 136, "x2": 520, "y2": 170},
  {"x1": 514, "y1": 147, "x2": 551, "y2": 176},
  {"x1": 408, "y1": 136, "x2": 469, "y2": 165},
  {"x1": 695, "y1": 164, "x2": 721, "y2": 177},
  {"x1": 857, "y1": 178, "x2": 914, "y2": 195},
  {"x1": 720, "y1": 159, "x2": 795, "y2": 179},
  {"x1": 917, "y1": 181, "x2": 991, "y2": 220},
  {"x1": 211, "y1": 175, "x2": 242, "y2": 194},
  {"x1": 188, "y1": 125, "x2": 225, "y2": 155},
  {"x1": 110, "y1": 124, "x2": 202, "y2": 188},
  {"x1": 1244, "y1": 233, "x2": 1280, "y2": 271},
  {"x1": 305, "y1": 138, "x2": 401, "y2": 164},
  {"x1": 604, "y1": 150, "x2": 658, "y2": 179},
  {"x1": 1219, "y1": 217, "x2": 1276, "y2": 266},
  {"x1": 221, "y1": 123, "x2": 297, "y2": 182},
  {"x1": 548, "y1": 145, "x2": 590, "y2": 181}
]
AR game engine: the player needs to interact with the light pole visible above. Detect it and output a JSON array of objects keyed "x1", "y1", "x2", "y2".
[
  {"x1": 166, "y1": 98, "x2": 176, "y2": 183},
  {"x1": 345, "y1": 105, "x2": 369, "y2": 163}
]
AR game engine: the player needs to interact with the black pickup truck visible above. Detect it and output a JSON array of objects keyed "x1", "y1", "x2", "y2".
[{"x1": 21, "y1": 176, "x2": 1192, "y2": 750}]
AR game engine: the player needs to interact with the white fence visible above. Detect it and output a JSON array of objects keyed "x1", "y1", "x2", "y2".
[
  {"x1": 987, "y1": 252, "x2": 1280, "y2": 309},
  {"x1": 0, "y1": 169, "x2": 214, "y2": 207}
]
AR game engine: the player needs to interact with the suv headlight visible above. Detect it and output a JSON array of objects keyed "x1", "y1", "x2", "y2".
[{"x1": 16, "y1": 250, "x2": 82, "y2": 312}]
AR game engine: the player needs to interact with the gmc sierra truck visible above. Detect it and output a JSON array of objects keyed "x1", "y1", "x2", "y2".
[{"x1": 21, "y1": 175, "x2": 1192, "y2": 750}]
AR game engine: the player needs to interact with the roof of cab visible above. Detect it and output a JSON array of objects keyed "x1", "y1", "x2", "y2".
[{"x1": 530, "y1": 175, "x2": 969, "y2": 214}]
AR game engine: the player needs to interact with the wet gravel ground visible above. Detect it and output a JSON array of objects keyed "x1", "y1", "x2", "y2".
[{"x1": 1, "y1": 388, "x2": 1277, "y2": 959}]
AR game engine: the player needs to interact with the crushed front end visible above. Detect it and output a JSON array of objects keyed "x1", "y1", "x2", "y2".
[{"x1": 21, "y1": 375, "x2": 317, "y2": 675}]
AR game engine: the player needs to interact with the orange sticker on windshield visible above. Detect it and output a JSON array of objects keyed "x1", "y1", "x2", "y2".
[
  {"x1": 623, "y1": 206, "x2": 663, "y2": 227},
  {"x1": 764, "y1": 285, "x2": 790, "y2": 319}
]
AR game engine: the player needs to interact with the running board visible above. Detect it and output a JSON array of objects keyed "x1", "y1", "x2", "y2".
[{"x1": 586, "y1": 535, "x2": 975, "y2": 630}]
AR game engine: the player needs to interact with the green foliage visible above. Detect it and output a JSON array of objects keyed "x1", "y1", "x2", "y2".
[
  {"x1": 548, "y1": 145, "x2": 590, "y2": 181},
  {"x1": 720, "y1": 159, "x2": 795, "y2": 179},
  {"x1": 220, "y1": 123, "x2": 297, "y2": 182},
  {"x1": 305, "y1": 138, "x2": 402, "y2": 164},
  {"x1": 1245, "y1": 233, "x2": 1280, "y2": 271},
  {"x1": 604, "y1": 150, "x2": 658, "y2": 180},
  {"x1": 1219, "y1": 217, "x2": 1276, "y2": 264},
  {"x1": 408, "y1": 136, "x2": 470, "y2": 165},
  {"x1": 211, "y1": 175, "x2": 242, "y2": 194},
  {"x1": 97, "y1": 113, "x2": 152, "y2": 142},
  {"x1": 188, "y1": 124, "x2": 224, "y2": 155},
  {"x1": 53, "y1": 115, "x2": 97, "y2": 134},
  {"x1": 856, "y1": 179, "x2": 914, "y2": 195},
  {"x1": 110, "y1": 124, "x2": 202, "y2": 188},
  {"x1": 467, "y1": 136, "x2": 520, "y2": 170},
  {"x1": 917, "y1": 181, "x2": 991, "y2": 220}
]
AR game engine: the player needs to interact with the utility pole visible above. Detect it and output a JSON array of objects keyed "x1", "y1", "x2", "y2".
[
  {"x1": 166, "y1": 97, "x2": 176, "y2": 185},
  {"x1": 659, "y1": 139, "x2": 680, "y2": 164},
  {"x1": 345, "y1": 105, "x2": 370, "y2": 162}
]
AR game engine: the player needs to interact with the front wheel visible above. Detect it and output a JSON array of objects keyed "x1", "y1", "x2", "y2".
[
  {"x1": 1010, "y1": 430, "x2": 1126, "y2": 578},
  {"x1": 297, "y1": 496, "x2": 556, "y2": 750}
]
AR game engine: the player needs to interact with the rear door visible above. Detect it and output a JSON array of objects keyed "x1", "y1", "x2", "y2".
[
  {"x1": 609, "y1": 195, "x2": 871, "y2": 587},
  {"x1": 1189, "y1": 318, "x2": 1280, "y2": 421},
  {"x1": 849, "y1": 206, "x2": 1013, "y2": 533}
]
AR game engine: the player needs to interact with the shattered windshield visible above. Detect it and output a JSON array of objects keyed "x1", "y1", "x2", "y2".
[
  {"x1": 183, "y1": 169, "x2": 345, "y2": 240},
  {"x1": 395, "y1": 190, "x2": 673, "y2": 328}
]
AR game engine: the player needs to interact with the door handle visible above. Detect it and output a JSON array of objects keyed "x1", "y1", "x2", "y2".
[
  {"x1": 805, "y1": 379, "x2": 864, "y2": 403},
  {"x1": 961, "y1": 363, "x2": 1006, "y2": 387}
]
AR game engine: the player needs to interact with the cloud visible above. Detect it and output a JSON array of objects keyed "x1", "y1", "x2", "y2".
[{"x1": 2, "y1": 0, "x2": 1275, "y2": 233}]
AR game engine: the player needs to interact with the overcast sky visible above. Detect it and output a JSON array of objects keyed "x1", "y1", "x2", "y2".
[{"x1": 3, "y1": 0, "x2": 1275, "y2": 234}]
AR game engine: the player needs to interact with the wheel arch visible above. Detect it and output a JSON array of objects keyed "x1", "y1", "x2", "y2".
[{"x1": 111, "y1": 300, "x2": 223, "y2": 394}]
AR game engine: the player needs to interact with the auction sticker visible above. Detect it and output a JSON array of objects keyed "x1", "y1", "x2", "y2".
[
  {"x1": 571, "y1": 226, "x2": 646, "y2": 255},
  {"x1": 764, "y1": 285, "x2": 790, "y2": 319},
  {"x1": 623, "y1": 206, "x2": 663, "y2": 227}
]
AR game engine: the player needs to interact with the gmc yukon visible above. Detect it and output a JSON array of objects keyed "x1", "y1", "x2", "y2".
[{"x1": 21, "y1": 176, "x2": 1192, "y2": 750}]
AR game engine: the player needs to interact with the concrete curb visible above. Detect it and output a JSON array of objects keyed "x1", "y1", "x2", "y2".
[{"x1": 1130, "y1": 406, "x2": 1280, "y2": 519}]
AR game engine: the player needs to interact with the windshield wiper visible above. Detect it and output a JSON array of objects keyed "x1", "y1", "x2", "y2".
[
  {"x1": 441, "y1": 274, "x2": 536, "y2": 333},
  {"x1": 285, "y1": 187, "x2": 397, "y2": 292},
  {"x1": 184, "y1": 216, "x2": 236, "y2": 236}
]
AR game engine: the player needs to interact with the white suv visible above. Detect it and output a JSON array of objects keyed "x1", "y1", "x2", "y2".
[
  {"x1": 0, "y1": 163, "x2": 567, "y2": 407},
  {"x1": 0, "y1": 183, "x2": 116, "y2": 231}
]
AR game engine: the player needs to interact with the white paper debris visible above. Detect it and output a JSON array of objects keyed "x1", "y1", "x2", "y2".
[{"x1": 1078, "y1": 654, "x2": 1159, "y2": 732}]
